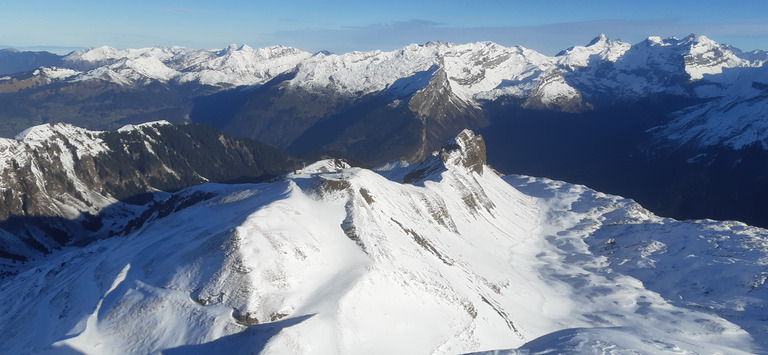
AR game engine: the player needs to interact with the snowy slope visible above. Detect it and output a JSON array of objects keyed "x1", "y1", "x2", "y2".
[
  {"x1": 1, "y1": 130, "x2": 765, "y2": 354},
  {"x1": 0, "y1": 121, "x2": 170, "y2": 267},
  {"x1": 655, "y1": 64, "x2": 768, "y2": 150},
  {"x1": 0, "y1": 120, "x2": 189, "y2": 220},
  {"x1": 506, "y1": 175, "x2": 768, "y2": 353}
]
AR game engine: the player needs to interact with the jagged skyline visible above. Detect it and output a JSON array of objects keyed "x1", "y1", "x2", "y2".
[{"x1": 3, "y1": 0, "x2": 768, "y2": 55}]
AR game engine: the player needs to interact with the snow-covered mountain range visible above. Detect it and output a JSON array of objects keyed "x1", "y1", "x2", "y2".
[
  {"x1": 1, "y1": 130, "x2": 766, "y2": 354},
  {"x1": 3, "y1": 34, "x2": 767, "y2": 151},
  {"x1": 59, "y1": 44, "x2": 312, "y2": 87},
  {"x1": 24, "y1": 34, "x2": 764, "y2": 103}
]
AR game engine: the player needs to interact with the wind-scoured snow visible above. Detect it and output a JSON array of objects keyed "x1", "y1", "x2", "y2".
[
  {"x1": 506, "y1": 175, "x2": 768, "y2": 353},
  {"x1": 1, "y1": 130, "x2": 765, "y2": 354}
]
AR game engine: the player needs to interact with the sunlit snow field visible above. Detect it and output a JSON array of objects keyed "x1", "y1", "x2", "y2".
[{"x1": 0, "y1": 131, "x2": 765, "y2": 354}]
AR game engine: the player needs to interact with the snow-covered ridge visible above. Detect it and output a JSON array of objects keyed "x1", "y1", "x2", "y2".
[
  {"x1": 0, "y1": 120, "x2": 301, "y2": 268},
  {"x1": 279, "y1": 34, "x2": 763, "y2": 104},
  {"x1": 116, "y1": 120, "x2": 172, "y2": 133},
  {"x1": 682, "y1": 34, "x2": 766, "y2": 80},
  {"x1": 14, "y1": 122, "x2": 108, "y2": 155},
  {"x1": 1, "y1": 129, "x2": 765, "y2": 353}
]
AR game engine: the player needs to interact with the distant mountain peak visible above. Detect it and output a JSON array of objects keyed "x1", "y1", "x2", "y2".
[
  {"x1": 587, "y1": 33, "x2": 609, "y2": 46},
  {"x1": 218, "y1": 43, "x2": 256, "y2": 54},
  {"x1": 555, "y1": 33, "x2": 629, "y2": 68},
  {"x1": 424, "y1": 40, "x2": 454, "y2": 47},
  {"x1": 644, "y1": 35, "x2": 667, "y2": 45}
]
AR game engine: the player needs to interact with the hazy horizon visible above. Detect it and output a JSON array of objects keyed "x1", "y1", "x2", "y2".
[{"x1": 3, "y1": 0, "x2": 768, "y2": 55}]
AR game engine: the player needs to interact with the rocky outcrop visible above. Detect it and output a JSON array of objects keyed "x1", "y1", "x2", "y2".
[
  {"x1": 440, "y1": 130, "x2": 487, "y2": 175},
  {"x1": 404, "y1": 129, "x2": 488, "y2": 184}
]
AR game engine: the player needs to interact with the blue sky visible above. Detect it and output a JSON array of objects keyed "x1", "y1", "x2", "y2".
[{"x1": 3, "y1": 0, "x2": 768, "y2": 54}]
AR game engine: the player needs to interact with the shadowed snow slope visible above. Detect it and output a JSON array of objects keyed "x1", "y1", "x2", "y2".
[{"x1": 0, "y1": 130, "x2": 766, "y2": 354}]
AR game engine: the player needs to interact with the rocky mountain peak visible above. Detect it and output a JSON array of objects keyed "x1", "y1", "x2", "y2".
[
  {"x1": 440, "y1": 129, "x2": 487, "y2": 174},
  {"x1": 555, "y1": 34, "x2": 630, "y2": 69},
  {"x1": 587, "y1": 33, "x2": 609, "y2": 47},
  {"x1": 402, "y1": 130, "x2": 487, "y2": 184},
  {"x1": 408, "y1": 66, "x2": 457, "y2": 119},
  {"x1": 644, "y1": 35, "x2": 667, "y2": 46}
]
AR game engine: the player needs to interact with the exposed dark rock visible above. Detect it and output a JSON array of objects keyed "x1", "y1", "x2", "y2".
[
  {"x1": 318, "y1": 178, "x2": 351, "y2": 192},
  {"x1": 391, "y1": 218, "x2": 452, "y2": 266},
  {"x1": 440, "y1": 130, "x2": 487, "y2": 175},
  {"x1": 359, "y1": 188, "x2": 374, "y2": 204},
  {"x1": 402, "y1": 129, "x2": 488, "y2": 185},
  {"x1": 232, "y1": 309, "x2": 260, "y2": 326}
]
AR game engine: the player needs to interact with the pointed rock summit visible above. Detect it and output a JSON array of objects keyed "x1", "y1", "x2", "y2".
[
  {"x1": 587, "y1": 33, "x2": 609, "y2": 46},
  {"x1": 441, "y1": 129, "x2": 487, "y2": 175},
  {"x1": 403, "y1": 130, "x2": 487, "y2": 184}
]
